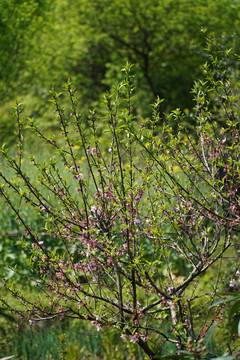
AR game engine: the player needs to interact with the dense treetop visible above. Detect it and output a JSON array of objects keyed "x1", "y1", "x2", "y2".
[{"x1": 1, "y1": 0, "x2": 240, "y2": 143}]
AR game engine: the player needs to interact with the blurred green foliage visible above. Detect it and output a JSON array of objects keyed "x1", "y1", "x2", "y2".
[{"x1": 1, "y1": 0, "x2": 240, "y2": 144}]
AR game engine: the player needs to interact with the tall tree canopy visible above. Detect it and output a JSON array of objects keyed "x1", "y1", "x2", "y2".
[{"x1": 1, "y1": 0, "x2": 240, "y2": 142}]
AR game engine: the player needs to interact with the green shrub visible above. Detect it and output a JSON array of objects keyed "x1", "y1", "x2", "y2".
[{"x1": 0, "y1": 41, "x2": 240, "y2": 359}]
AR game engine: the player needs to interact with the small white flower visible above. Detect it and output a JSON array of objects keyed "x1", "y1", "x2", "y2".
[
  {"x1": 96, "y1": 323, "x2": 102, "y2": 331},
  {"x1": 91, "y1": 205, "x2": 96, "y2": 212},
  {"x1": 230, "y1": 279, "x2": 237, "y2": 287}
]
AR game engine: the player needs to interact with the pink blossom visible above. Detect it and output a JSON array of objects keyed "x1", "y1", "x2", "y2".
[
  {"x1": 121, "y1": 334, "x2": 127, "y2": 340},
  {"x1": 129, "y1": 333, "x2": 139, "y2": 343},
  {"x1": 91, "y1": 320, "x2": 102, "y2": 331},
  {"x1": 76, "y1": 173, "x2": 83, "y2": 180},
  {"x1": 91, "y1": 205, "x2": 96, "y2": 212},
  {"x1": 97, "y1": 207, "x2": 102, "y2": 215},
  {"x1": 96, "y1": 323, "x2": 102, "y2": 331}
]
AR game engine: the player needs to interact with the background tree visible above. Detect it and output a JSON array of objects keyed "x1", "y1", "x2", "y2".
[{"x1": 1, "y1": 0, "x2": 240, "y2": 145}]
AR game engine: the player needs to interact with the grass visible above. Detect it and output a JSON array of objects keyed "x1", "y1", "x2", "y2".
[{"x1": 0, "y1": 314, "x2": 147, "y2": 359}]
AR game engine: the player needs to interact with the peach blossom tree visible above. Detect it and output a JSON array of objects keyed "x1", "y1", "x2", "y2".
[{"x1": 0, "y1": 43, "x2": 240, "y2": 359}]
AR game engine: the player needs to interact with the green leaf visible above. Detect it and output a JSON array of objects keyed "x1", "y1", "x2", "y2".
[
  {"x1": 225, "y1": 48, "x2": 233, "y2": 55},
  {"x1": 204, "y1": 324, "x2": 217, "y2": 347},
  {"x1": 229, "y1": 300, "x2": 240, "y2": 318},
  {"x1": 230, "y1": 315, "x2": 240, "y2": 336}
]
